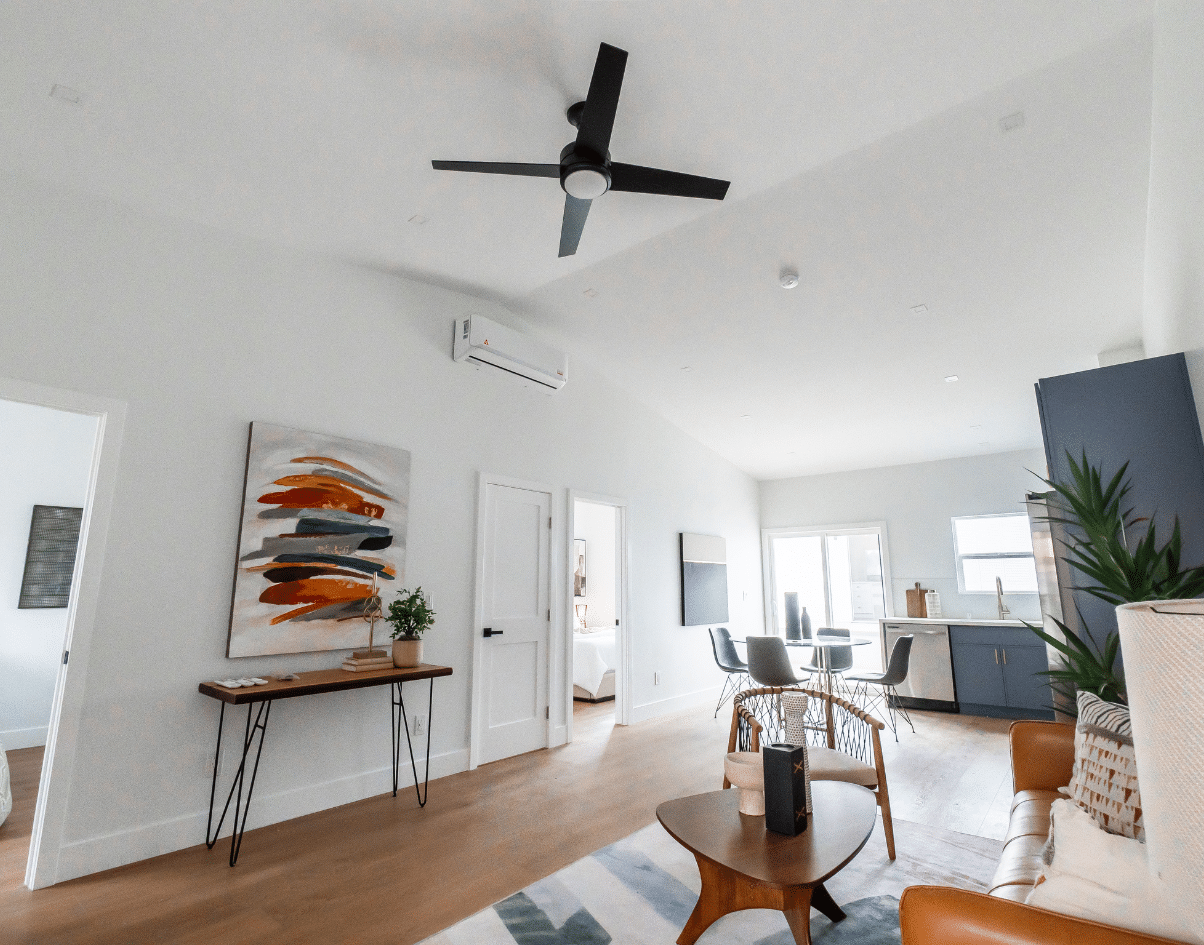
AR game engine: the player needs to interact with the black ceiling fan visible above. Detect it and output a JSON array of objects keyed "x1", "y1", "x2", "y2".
[{"x1": 432, "y1": 42, "x2": 730, "y2": 257}]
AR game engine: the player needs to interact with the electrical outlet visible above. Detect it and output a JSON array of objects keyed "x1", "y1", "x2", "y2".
[
  {"x1": 654, "y1": 672, "x2": 661, "y2": 685},
  {"x1": 412, "y1": 714, "x2": 426, "y2": 736}
]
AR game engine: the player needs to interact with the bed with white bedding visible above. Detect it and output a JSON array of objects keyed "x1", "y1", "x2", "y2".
[{"x1": 573, "y1": 627, "x2": 616, "y2": 702}]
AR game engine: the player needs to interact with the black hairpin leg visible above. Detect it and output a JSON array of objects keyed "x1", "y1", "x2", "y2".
[
  {"x1": 391, "y1": 679, "x2": 434, "y2": 806},
  {"x1": 205, "y1": 699, "x2": 272, "y2": 866}
]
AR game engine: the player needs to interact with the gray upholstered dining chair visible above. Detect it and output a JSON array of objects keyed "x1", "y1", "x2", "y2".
[
  {"x1": 745, "y1": 635, "x2": 811, "y2": 688},
  {"x1": 845, "y1": 634, "x2": 915, "y2": 739},
  {"x1": 708, "y1": 627, "x2": 752, "y2": 718},
  {"x1": 805, "y1": 627, "x2": 854, "y2": 686}
]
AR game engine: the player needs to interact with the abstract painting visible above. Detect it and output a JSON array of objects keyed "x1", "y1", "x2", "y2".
[
  {"x1": 573, "y1": 538, "x2": 587, "y2": 598},
  {"x1": 679, "y1": 532, "x2": 728, "y2": 626},
  {"x1": 227, "y1": 422, "x2": 410, "y2": 658}
]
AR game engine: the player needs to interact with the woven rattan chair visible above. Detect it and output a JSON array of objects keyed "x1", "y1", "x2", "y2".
[{"x1": 722, "y1": 686, "x2": 896, "y2": 859}]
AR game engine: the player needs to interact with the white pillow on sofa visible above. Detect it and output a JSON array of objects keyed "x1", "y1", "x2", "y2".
[{"x1": 1027, "y1": 799, "x2": 1201, "y2": 944}]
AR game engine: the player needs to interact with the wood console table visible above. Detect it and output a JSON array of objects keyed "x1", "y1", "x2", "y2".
[{"x1": 198, "y1": 663, "x2": 453, "y2": 866}]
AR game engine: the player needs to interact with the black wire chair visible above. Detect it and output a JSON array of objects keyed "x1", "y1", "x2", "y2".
[
  {"x1": 845, "y1": 635, "x2": 916, "y2": 740},
  {"x1": 709, "y1": 627, "x2": 752, "y2": 718}
]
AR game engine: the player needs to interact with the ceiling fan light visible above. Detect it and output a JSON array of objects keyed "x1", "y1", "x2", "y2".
[{"x1": 563, "y1": 167, "x2": 610, "y2": 200}]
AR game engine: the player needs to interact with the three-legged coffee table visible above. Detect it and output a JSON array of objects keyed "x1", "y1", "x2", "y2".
[{"x1": 656, "y1": 782, "x2": 877, "y2": 945}]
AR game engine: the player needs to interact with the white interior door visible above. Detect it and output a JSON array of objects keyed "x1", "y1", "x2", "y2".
[{"x1": 479, "y1": 482, "x2": 550, "y2": 765}]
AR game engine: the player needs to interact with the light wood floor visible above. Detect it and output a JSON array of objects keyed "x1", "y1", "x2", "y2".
[{"x1": 1, "y1": 702, "x2": 1011, "y2": 945}]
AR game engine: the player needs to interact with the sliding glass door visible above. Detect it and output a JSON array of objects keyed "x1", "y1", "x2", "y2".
[{"x1": 763, "y1": 524, "x2": 892, "y2": 673}]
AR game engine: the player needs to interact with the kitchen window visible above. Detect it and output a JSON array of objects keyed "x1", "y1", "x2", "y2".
[{"x1": 951, "y1": 513, "x2": 1038, "y2": 594}]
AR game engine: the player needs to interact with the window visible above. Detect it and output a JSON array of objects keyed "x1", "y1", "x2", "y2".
[
  {"x1": 952, "y1": 513, "x2": 1038, "y2": 594},
  {"x1": 761, "y1": 523, "x2": 891, "y2": 673}
]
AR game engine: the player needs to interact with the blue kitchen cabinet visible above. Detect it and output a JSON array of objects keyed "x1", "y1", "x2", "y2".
[{"x1": 950, "y1": 625, "x2": 1054, "y2": 719}]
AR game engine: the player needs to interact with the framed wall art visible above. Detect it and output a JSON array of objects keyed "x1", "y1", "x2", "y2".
[
  {"x1": 18, "y1": 505, "x2": 84, "y2": 609},
  {"x1": 227, "y1": 422, "x2": 411, "y2": 658},
  {"x1": 680, "y1": 532, "x2": 728, "y2": 626}
]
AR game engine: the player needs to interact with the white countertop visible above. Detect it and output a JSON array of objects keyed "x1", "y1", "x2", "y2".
[{"x1": 880, "y1": 616, "x2": 1030, "y2": 628}]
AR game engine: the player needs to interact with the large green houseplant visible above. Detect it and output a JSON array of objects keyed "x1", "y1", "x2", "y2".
[
  {"x1": 387, "y1": 587, "x2": 436, "y2": 668},
  {"x1": 1029, "y1": 451, "x2": 1204, "y2": 707}
]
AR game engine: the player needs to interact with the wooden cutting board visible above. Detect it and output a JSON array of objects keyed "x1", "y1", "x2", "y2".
[{"x1": 906, "y1": 582, "x2": 928, "y2": 618}]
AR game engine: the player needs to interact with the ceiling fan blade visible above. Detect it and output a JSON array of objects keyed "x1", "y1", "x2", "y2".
[
  {"x1": 559, "y1": 195, "x2": 591, "y2": 257},
  {"x1": 609, "y1": 163, "x2": 730, "y2": 200},
  {"x1": 575, "y1": 43, "x2": 628, "y2": 159},
  {"x1": 431, "y1": 160, "x2": 559, "y2": 178}
]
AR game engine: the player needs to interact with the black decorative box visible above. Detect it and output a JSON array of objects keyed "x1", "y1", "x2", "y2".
[{"x1": 763, "y1": 741, "x2": 812, "y2": 836}]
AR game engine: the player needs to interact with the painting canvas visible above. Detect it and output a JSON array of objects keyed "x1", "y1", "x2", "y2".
[
  {"x1": 573, "y1": 538, "x2": 587, "y2": 598},
  {"x1": 18, "y1": 505, "x2": 84, "y2": 609},
  {"x1": 680, "y1": 532, "x2": 729, "y2": 626},
  {"x1": 227, "y1": 422, "x2": 410, "y2": 658}
]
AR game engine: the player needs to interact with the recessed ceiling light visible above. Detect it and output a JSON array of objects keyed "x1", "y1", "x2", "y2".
[
  {"x1": 999, "y1": 111, "x2": 1025, "y2": 133},
  {"x1": 779, "y1": 269, "x2": 799, "y2": 289},
  {"x1": 49, "y1": 84, "x2": 82, "y2": 106},
  {"x1": 945, "y1": 375, "x2": 959, "y2": 383},
  {"x1": 582, "y1": 288, "x2": 598, "y2": 298},
  {"x1": 408, "y1": 214, "x2": 427, "y2": 225},
  {"x1": 910, "y1": 304, "x2": 928, "y2": 316}
]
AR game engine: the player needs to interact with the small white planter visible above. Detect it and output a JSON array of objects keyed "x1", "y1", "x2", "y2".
[{"x1": 392, "y1": 638, "x2": 423, "y2": 668}]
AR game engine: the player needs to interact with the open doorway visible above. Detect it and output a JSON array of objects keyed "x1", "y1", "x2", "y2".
[
  {"x1": 568, "y1": 494, "x2": 627, "y2": 738},
  {"x1": 0, "y1": 398, "x2": 99, "y2": 892}
]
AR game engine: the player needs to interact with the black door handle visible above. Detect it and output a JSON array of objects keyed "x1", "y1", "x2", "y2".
[{"x1": 484, "y1": 627, "x2": 504, "y2": 638}]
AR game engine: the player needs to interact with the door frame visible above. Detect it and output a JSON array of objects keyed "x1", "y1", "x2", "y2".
[
  {"x1": 468, "y1": 472, "x2": 558, "y2": 770},
  {"x1": 760, "y1": 521, "x2": 895, "y2": 635},
  {"x1": 0, "y1": 375, "x2": 127, "y2": 890},
  {"x1": 565, "y1": 490, "x2": 632, "y2": 739}
]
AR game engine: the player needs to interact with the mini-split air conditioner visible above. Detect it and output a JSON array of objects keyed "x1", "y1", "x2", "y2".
[{"x1": 453, "y1": 314, "x2": 568, "y2": 390}]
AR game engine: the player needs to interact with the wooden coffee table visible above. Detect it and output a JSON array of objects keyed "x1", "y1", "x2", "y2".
[{"x1": 656, "y1": 782, "x2": 877, "y2": 945}]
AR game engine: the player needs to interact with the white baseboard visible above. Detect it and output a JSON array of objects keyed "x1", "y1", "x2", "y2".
[
  {"x1": 549, "y1": 724, "x2": 567, "y2": 747},
  {"x1": 630, "y1": 685, "x2": 723, "y2": 724},
  {"x1": 52, "y1": 746, "x2": 469, "y2": 884},
  {"x1": 1, "y1": 726, "x2": 48, "y2": 750}
]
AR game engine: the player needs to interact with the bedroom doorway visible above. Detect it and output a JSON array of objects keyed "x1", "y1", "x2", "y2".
[{"x1": 568, "y1": 493, "x2": 629, "y2": 738}]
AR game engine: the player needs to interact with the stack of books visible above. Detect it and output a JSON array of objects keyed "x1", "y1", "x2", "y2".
[{"x1": 342, "y1": 650, "x2": 393, "y2": 672}]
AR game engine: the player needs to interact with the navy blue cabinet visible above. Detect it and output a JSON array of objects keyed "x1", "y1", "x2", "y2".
[
  {"x1": 950, "y1": 625, "x2": 1054, "y2": 719},
  {"x1": 1035, "y1": 353, "x2": 1204, "y2": 654}
]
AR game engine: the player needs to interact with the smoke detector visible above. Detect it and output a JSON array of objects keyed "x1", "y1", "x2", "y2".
[{"x1": 779, "y1": 269, "x2": 799, "y2": 289}]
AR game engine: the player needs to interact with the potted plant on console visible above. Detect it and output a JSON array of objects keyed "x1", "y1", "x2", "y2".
[{"x1": 387, "y1": 587, "x2": 435, "y2": 668}]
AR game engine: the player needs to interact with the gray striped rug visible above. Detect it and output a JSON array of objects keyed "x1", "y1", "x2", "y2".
[{"x1": 420, "y1": 815, "x2": 1001, "y2": 945}]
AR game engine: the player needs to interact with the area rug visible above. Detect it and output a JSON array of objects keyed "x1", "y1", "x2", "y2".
[{"x1": 420, "y1": 816, "x2": 1001, "y2": 945}]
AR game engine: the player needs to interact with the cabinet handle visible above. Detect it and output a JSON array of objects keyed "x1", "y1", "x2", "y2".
[
  {"x1": 1002, "y1": 647, "x2": 1007, "y2": 665},
  {"x1": 994, "y1": 647, "x2": 999, "y2": 665}
]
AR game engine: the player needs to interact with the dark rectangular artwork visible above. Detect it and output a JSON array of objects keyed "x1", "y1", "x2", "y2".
[
  {"x1": 18, "y1": 505, "x2": 84, "y2": 609},
  {"x1": 679, "y1": 532, "x2": 729, "y2": 626}
]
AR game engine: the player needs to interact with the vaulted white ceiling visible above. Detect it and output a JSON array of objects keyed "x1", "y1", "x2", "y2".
[{"x1": 1, "y1": 1, "x2": 1157, "y2": 478}]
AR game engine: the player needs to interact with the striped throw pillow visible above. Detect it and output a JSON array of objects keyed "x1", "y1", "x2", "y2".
[{"x1": 1064, "y1": 690, "x2": 1144, "y2": 840}]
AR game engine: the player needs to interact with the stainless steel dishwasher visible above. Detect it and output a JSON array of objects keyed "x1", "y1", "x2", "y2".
[{"x1": 882, "y1": 622, "x2": 957, "y2": 711}]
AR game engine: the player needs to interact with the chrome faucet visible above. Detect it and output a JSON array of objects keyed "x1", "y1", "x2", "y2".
[{"x1": 996, "y1": 576, "x2": 1010, "y2": 620}]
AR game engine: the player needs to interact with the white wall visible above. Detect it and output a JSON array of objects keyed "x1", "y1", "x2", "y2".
[
  {"x1": 0, "y1": 172, "x2": 762, "y2": 881},
  {"x1": 573, "y1": 501, "x2": 616, "y2": 630},
  {"x1": 759, "y1": 449, "x2": 1048, "y2": 623},
  {"x1": 1143, "y1": 0, "x2": 1204, "y2": 358},
  {"x1": 0, "y1": 401, "x2": 97, "y2": 750}
]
